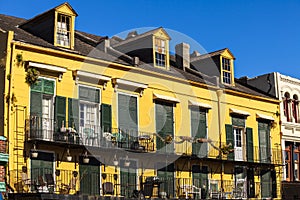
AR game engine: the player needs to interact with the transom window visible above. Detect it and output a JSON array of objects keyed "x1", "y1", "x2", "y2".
[
  {"x1": 155, "y1": 38, "x2": 166, "y2": 67},
  {"x1": 222, "y1": 58, "x2": 232, "y2": 84},
  {"x1": 57, "y1": 14, "x2": 71, "y2": 47}
]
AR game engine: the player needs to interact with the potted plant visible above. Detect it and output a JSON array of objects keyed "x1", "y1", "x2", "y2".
[{"x1": 25, "y1": 67, "x2": 40, "y2": 85}]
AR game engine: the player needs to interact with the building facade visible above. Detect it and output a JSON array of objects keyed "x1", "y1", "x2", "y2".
[
  {"x1": 0, "y1": 3, "x2": 282, "y2": 199},
  {"x1": 246, "y1": 72, "x2": 300, "y2": 199}
]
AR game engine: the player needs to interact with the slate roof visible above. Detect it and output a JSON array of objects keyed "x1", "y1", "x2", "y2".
[
  {"x1": 0, "y1": 14, "x2": 128, "y2": 65},
  {"x1": 0, "y1": 13, "x2": 276, "y2": 100}
]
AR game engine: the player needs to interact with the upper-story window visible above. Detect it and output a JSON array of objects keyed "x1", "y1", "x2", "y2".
[
  {"x1": 222, "y1": 58, "x2": 232, "y2": 84},
  {"x1": 155, "y1": 38, "x2": 166, "y2": 67},
  {"x1": 57, "y1": 14, "x2": 71, "y2": 47},
  {"x1": 293, "y1": 94, "x2": 300, "y2": 123},
  {"x1": 283, "y1": 92, "x2": 292, "y2": 122}
]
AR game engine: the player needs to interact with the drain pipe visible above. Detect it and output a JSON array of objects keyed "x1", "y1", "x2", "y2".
[{"x1": 216, "y1": 89, "x2": 224, "y2": 198}]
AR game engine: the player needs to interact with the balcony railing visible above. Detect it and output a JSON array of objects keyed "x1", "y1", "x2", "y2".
[
  {"x1": 10, "y1": 168, "x2": 277, "y2": 199},
  {"x1": 27, "y1": 116, "x2": 281, "y2": 164}
]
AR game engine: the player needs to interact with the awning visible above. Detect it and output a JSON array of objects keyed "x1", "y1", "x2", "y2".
[
  {"x1": 256, "y1": 113, "x2": 275, "y2": 121},
  {"x1": 75, "y1": 70, "x2": 111, "y2": 81},
  {"x1": 28, "y1": 62, "x2": 67, "y2": 73},
  {"x1": 229, "y1": 108, "x2": 250, "y2": 116},
  {"x1": 153, "y1": 93, "x2": 180, "y2": 103},
  {"x1": 188, "y1": 100, "x2": 212, "y2": 109},
  {"x1": 113, "y1": 78, "x2": 148, "y2": 89}
]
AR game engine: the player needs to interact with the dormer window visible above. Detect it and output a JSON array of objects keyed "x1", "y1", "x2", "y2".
[
  {"x1": 222, "y1": 57, "x2": 232, "y2": 84},
  {"x1": 155, "y1": 38, "x2": 166, "y2": 67},
  {"x1": 56, "y1": 14, "x2": 71, "y2": 47}
]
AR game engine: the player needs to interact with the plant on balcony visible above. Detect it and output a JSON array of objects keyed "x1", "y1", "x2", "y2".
[
  {"x1": 220, "y1": 143, "x2": 234, "y2": 155},
  {"x1": 165, "y1": 135, "x2": 173, "y2": 144},
  {"x1": 25, "y1": 67, "x2": 40, "y2": 85}
]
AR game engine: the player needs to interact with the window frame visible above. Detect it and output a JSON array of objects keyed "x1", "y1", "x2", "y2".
[
  {"x1": 154, "y1": 38, "x2": 167, "y2": 68},
  {"x1": 221, "y1": 57, "x2": 233, "y2": 85},
  {"x1": 56, "y1": 13, "x2": 72, "y2": 48}
]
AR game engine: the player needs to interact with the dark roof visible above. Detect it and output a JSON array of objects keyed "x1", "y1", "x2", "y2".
[
  {"x1": 0, "y1": 14, "x2": 129, "y2": 65},
  {"x1": 0, "y1": 13, "x2": 276, "y2": 100},
  {"x1": 190, "y1": 48, "x2": 235, "y2": 62}
]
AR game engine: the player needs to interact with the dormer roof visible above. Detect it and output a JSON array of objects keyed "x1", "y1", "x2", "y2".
[
  {"x1": 112, "y1": 27, "x2": 171, "y2": 47},
  {"x1": 20, "y1": 2, "x2": 77, "y2": 28},
  {"x1": 190, "y1": 48, "x2": 235, "y2": 62}
]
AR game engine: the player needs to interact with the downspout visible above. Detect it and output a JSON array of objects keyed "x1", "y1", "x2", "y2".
[
  {"x1": 6, "y1": 33, "x2": 15, "y2": 186},
  {"x1": 216, "y1": 89, "x2": 224, "y2": 197}
]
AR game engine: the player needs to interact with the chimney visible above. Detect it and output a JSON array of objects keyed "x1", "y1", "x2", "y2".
[
  {"x1": 175, "y1": 43, "x2": 190, "y2": 70},
  {"x1": 99, "y1": 39, "x2": 110, "y2": 53},
  {"x1": 191, "y1": 50, "x2": 201, "y2": 58},
  {"x1": 132, "y1": 56, "x2": 139, "y2": 67}
]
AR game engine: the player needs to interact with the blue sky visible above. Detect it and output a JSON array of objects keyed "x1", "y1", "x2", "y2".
[{"x1": 1, "y1": 0, "x2": 300, "y2": 79}]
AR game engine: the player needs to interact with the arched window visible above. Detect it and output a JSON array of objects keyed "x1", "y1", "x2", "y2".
[
  {"x1": 293, "y1": 94, "x2": 299, "y2": 123},
  {"x1": 284, "y1": 92, "x2": 292, "y2": 122}
]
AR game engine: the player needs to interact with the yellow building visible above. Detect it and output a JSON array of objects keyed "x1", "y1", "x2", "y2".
[{"x1": 0, "y1": 3, "x2": 282, "y2": 199}]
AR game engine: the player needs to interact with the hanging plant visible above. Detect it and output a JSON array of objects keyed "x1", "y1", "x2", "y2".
[
  {"x1": 25, "y1": 67, "x2": 40, "y2": 85},
  {"x1": 165, "y1": 135, "x2": 173, "y2": 144},
  {"x1": 16, "y1": 54, "x2": 23, "y2": 63},
  {"x1": 220, "y1": 143, "x2": 234, "y2": 155}
]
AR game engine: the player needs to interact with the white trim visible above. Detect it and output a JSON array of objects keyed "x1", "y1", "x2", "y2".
[
  {"x1": 114, "y1": 78, "x2": 148, "y2": 89},
  {"x1": 28, "y1": 62, "x2": 67, "y2": 73},
  {"x1": 229, "y1": 108, "x2": 250, "y2": 116},
  {"x1": 188, "y1": 100, "x2": 212, "y2": 109},
  {"x1": 256, "y1": 113, "x2": 275, "y2": 121},
  {"x1": 75, "y1": 70, "x2": 111, "y2": 81},
  {"x1": 153, "y1": 93, "x2": 180, "y2": 103}
]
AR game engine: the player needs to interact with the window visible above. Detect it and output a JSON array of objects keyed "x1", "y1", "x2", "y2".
[
  {"x1": 294, "y1": 145, "x2": 299, "y2": 181},
  {"x1": 155, "y1": 38, "x2": 166, "y2": 67},
  {"x1": 30, "y1": 78, "x2": 55, "y2": 141},
  {"x1": 285, "y1": 144, "x2": 291, "y2": 181},
  {"x1": 293, "y1": 94, "x2": 299, "y2": 123},
  {"x1": 78, "y1": 86, "x2": 100, "y2": 146},
  {"x1": 155, "y1": 101, "x2": 174, "y2": 153},
  {"x1": 258, "y1": 121, "x2": 271, "y2": 163},
  {"x1": 57, "y1": 14, "x2": 71, "y2": 47},
  {"x1": 283, "y1": 92, "x2": 292, "y2": 122},
  {"x1": 222, "y1": 58, "x2": 232, "y2": 84},
  {"x1": 191, "y1": 107, "x2": 207, "y2": 157}
]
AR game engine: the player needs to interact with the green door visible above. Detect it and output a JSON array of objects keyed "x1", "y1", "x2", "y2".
[
  {"x1": 192, "y1": 165, "x2": 208, "y2": 199},
  {"x1": 157, "y1": 164, "x2": 174, "y2": 198},
  {"x1": 261, "y1": 170, "x2": 271, "y2": 198},
  {"x1": 258, "y1": 121, "x2": 271, "y2": 163},
  {"x1": 118, "y1": 94, "x2": 138, "y2": 148},
  {"x1": 155, "y1": 101, "x2": 174, "y2": 153},
  {"x1": 80, "y1": 165, "x2": 100, "y2": 195},
  {"x1": 191, "y1": 107, "x2": 207, "y2": 157},
  {"x1": 120, "y1": 160, "x2": 137, "y2": 197}
]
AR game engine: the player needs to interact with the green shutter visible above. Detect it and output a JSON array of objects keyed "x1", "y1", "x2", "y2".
[
  {"x1": 68, "y1": 98, "x2": 79, "y2": 131},
  {"x1": 192, "y1": 165, "x2": 208, "y2": 199},
  {"x1": 157, "y1": 168, "x2": 175, "y2": 198},
  {"x1": 31, "y1": 79, "x2": 43, "y2": 92},
  {"x1": 101, "y1": 104, "x2": 111, "y2": 133},
  {"x1": 225, "y1": 124, "x2": 234, "y2": 160},
  {"x1": 246, "y1": 127, "x2": 254, "y2": 162},
  {"x1": 261, "y1": 170, "x2": 271, "y2": 198},
  {"x1": 258, "y1": 121, "x2": 271, "y2": 163},
  {"x1": 55, "y1": 96, "x2": 66, "y2": 131},
  {"x1": 191, "y1": 108, "x2": 207, "y2": 157},
  {"x1": 30, "y1": 91, "x2": 42, "y2": 116},
  {"x1": 156, "y1": 101, "x2": 174, "y2": 153},
  {"x1": 43, "y1": 79, "x2": 55, "y2": 95},
  {"x1": 80, "y1": 165, "x2": 100, "y2": 195}
]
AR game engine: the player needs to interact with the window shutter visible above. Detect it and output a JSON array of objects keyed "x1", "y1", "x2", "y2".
[
  {"x1": 271, "y1": 170, "x2": 277, "y2": 198},
  {"x1": 55, "y1": 96, "x2": 66, "y2": 131},
  {"x1": 43, "y1": 79, "x2": 55, "y2": 95},
  {"x1": 68, "y1": 98, "x2": 79, "y2": 131},
  {"x1": 31, "y1": 80, "x2": 43, "y2": 93},
  {"x1": 225, "y1": 124, "x2": 234, "y2": 160},
  {"x1": 246, "y1": 127, "x2": 254, "y2": 162},
  {"x1": 30, "y1": 91, "x2": 42, "y2": 117},
  {"x1": 101, "y1": 104, "x2": 111, "y2": 133},
  {"x1": 191, "y1": 108, "x2": 207, "y2": 157}
]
